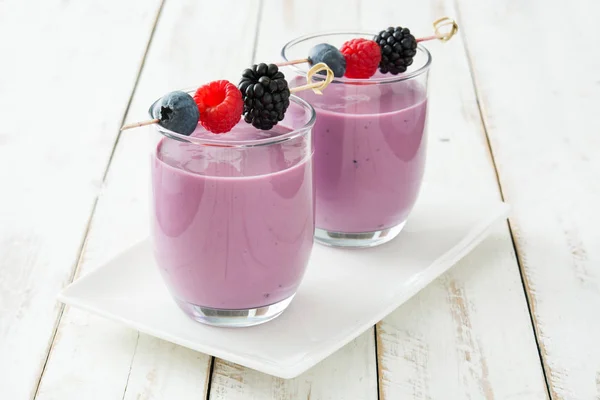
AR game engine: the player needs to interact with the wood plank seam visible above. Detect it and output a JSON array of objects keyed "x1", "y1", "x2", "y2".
[
  {"x1": 205, "y1": 356, "x2": 216, "y2": 400},
  {"x1": 453, "y1": 0, "x2": 553, "y2": 398},
  {"x1": 30, "y1": 2, "x2": 167, "y2": 398},
  {"x1": 31, "y1": 198, "x2": 98, "y2": 400},
  {"x1": 120, "y1": 332, "x2": 141, "y2": 400},
  {"x1": 101, "y1": 0, "x2": 168, "y2": 184},
  {"x1": 374, "y1": 325, "x2": 382, "y2": 400}
]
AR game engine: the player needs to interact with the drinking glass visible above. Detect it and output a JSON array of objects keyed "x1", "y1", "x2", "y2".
[
  {"x1": 282, "y1": 32, "x2": 430, "y2": 248},
  {"x1": 149, "y1": 92, "x2": 316, "y2": 327}
]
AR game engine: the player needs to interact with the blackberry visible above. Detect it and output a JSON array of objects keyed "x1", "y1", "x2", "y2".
[
  {"x1": 238, "y1": 63, "x2": 291, "y2": 130},
  {"x1": 374, "y1": 27, "x2": 417, "y2": 75}
]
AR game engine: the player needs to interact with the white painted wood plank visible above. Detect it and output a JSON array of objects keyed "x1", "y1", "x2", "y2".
[
  {"x1": 0, "y1": 1, "x2": 163, "y2": 399},
  {"x1": 208, "y1": 1, "x2": 378, "y2": 399},
  {"x1": 210, "y1": 330, "x2": 376, "y2": 400},
  {"x1": 35, "y1": 1, "x2": 260, "y2": 399},
  {"x1": 456, "y1": 0, "x2": 600, "y2": 398},
  {"x1": 356, "y1": 0, "x2": 550, "y2": 398},
  {"x1": 122, "y1": 335, "x2": 213, "y2": 400}
]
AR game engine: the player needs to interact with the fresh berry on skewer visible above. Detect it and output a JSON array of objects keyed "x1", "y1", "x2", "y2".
[
  {"x1": 239, "y1": 63, "x2": 291, "y2": 130},
  {"x1": 193, "y1": 80, "x2": 243, "y2": 133},
  {"x1": 121, "y1": 63, "x2": 333, "y2": 135},
  {"x1": 340, "y1": 38, "x2": 381, "y2": 79},
  {"x1": 238, "y1": 62, "x2": 334, "y2": 129},
  {"x1": 127, "y1": 91, "x2": 199, "y2": 136},
  {"x1": 277, "y1": 44, "x2": 347, "y2": 77},
  {"x1": 308, "y1": 44, "x2": 347, "y2": 78},
  {"x1": 279, "y1": 17, "x2": 458, "y2": 79},
  {"x1": 374, "y1": 27, "x2": 417, "y2": 75}
]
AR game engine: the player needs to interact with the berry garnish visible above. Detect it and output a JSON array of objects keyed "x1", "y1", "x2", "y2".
[
  {"x1": 151, "y1": 91, "x2": 199, "y2": 136},
  {"x1": 374, "y1": 27, "x2": 417, "y2": 75},
  {"x1": 239, "y1": 63, "x2": 291, "y2": 130},
  {"x1": 308, "y1": 43, "x2": 346, "y2": 78},
  {"x1": 274, "y1": 19, "x2": 457, "y2": 79},
  {"x1": 340, "y1": 38, "x2": 382, "y2": 79},
  {"x1": 121, "y1": 19, "x2": 457, "y2": 134},
  {"x1": 193, "y1": 80, "x2": 243, "y2": 134}
]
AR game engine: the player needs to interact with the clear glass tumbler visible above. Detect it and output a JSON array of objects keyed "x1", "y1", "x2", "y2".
[
  {"x1": 149, "y1": 92, "x2": 316, "y2": 327},
  {"x1": 282, "y1": 32, "x2": 430, "y2": 248}
]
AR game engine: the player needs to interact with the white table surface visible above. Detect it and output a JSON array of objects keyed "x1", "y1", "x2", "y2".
[{"x1": 1, "y1": 0, "x2": 597, "y2": 399}]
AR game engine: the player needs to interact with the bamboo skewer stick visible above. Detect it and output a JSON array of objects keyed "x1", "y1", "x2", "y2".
[
  {"x1": 120, "y1": 119, "x2": 160, "y2": 131},
  {"x1": 121, "y1": 16, "x2": 458, "y2": 132},
  {"x1": 288, "y1": 62, "x2": 333, "y2": 95},
  {"x1": 415, "y1": 35, "x2": 439, "y2": 43},
  {"x1": 277, "y1": 17, "x2": 459, "y2": 67},
  {"x1": 120, "y1": 64, "x2": 334, "y2": 132},
  {"x1": 275, "y1": 58, "x2": 309, "y2": 67}
]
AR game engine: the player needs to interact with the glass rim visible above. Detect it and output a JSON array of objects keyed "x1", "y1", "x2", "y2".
[
  {"x1": 281, "y1": 30, "x2": 432, "y2": 85},
  {"x1": 149, "y1": 90, "x2": 316, "y2": 148}
]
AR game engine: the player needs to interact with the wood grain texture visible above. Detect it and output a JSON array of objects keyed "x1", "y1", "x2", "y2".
[
  {"x1": 360, "y1": 0, "x2": 550, "y2": 398},
  {"x1": 122, "y1": 335, "x2": 213, "y2": 400},
  {"x1": 456, "y1": 0, "x2": 600, "y2": 398},
  {"x1": 0, "y1": 1, "x2": 163, "y2": 398},
  {"x1": 17, "y1": 0, "x2": 584, "y2": 397},
  {"x1": 210, "y1": 331, "x2": 376, "y2": 400},
  {"x1": 206, "y1": 1, "x2": 377, "y2": 399},
  {"x1": 34, "y1": 1, "x2": 262, "y2": 399}
]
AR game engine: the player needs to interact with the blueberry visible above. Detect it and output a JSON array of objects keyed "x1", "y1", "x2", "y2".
[
  {"x1": 151, "y1": 91, "x2": 199, "y2": 136},
  {"x1": 308, "y1": 43, "x2": 346, "y2": 77}
]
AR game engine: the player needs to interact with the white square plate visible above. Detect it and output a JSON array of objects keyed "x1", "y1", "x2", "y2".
[{"x1": 59, "y1": 197, "x2": 509, "y2": 379}]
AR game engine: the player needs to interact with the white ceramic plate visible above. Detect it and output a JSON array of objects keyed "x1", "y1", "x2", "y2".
[{"x1": 59, "y1": 197, "x2": 509, "y2": 379}]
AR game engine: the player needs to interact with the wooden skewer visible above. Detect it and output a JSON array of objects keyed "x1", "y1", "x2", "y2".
[
  {"x1": 120, "y1": 64, "x2": 334, "y2": 132},
  {"x1": 277, "y1": 17, "x2": 459, "y2": 67},
  {"x1": 119, "y1": 82, "x2": 325, "y2": 131},
  {"x1": 121, "y1": 16, "x2": 459, "y2": 132},
  {"x1": 275, "y1": 58, "x2": 309, "y2": 67},
  {"x1": 121, "y1": 118, "x2": 160, "y2": 131},
  {"x1": 415, "y1": 35, "x2": 439, "y2": 43},
  {"x1": 423, "y1": 17, "x2": 459, "y2": 43},
  {"x1": 289, "y1": 62, "x2": 333, "y2": 95}
]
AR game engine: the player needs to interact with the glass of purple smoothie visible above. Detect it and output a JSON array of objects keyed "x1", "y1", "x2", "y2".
[
  {"x1": 282, "y1": 32, "x2": 430, "y2": 248},
  {"x1": 149, "y1": 93, "x2": 316, "y2": 327}
]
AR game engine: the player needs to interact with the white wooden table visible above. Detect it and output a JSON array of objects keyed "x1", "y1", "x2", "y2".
[{"x1": 1, "y1": 0, "x2": 598, "y2": 398}]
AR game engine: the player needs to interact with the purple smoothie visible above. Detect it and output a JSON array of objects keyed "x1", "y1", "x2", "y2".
[
  {"x1": 151, "y1": 122, "x2": 314, "y2": 310},
  {"x1": 296, "y1": 76, "x2": 427, "y2": 233}
]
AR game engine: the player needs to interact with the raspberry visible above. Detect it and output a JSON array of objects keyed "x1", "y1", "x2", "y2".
[
  {"x1": 340, "y1": 38, "x2": 382, "y2": 79},
  {"x1": 193, "y1": 80, "x2": 243, "y2": 134}
]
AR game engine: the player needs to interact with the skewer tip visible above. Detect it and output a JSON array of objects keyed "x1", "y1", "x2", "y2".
[{"x1": 120, "y1": 118, "x2": 160, "y2": 131}]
